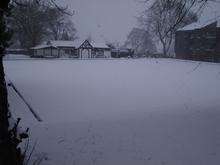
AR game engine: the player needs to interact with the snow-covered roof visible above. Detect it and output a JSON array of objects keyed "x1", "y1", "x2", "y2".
[
  {"x1": 30, "y1": 45, "x2": 57, "y2": 50},
  {"x1": 178, "y1": 16, "x2": 220, "y2": 31},
  {"x1": 51, "y1": 39, "x2": 109, "y2": 49},
  {"x1": 90, "y1": 41, "x2": 109, "y2": 49},
  {"x1": 6, "y1": 48, "x2": 26, "y2": 51},
  {"x1": 31, "y1": 40, "x2": 78, "y2": 50},
  {"x1": 31, "y1": 39, "x2": 109, "y2": 50},
  {"x1": 49, "y1": 40, "x2": 76, "y2": 48},
  {"x1": 112, "y1": 48, "x2": 132, "y2": 53}
]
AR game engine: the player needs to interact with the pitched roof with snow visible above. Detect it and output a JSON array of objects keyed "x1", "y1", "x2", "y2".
[
  {"x1": 178, "y1": 16, "x2": 220, "y2": 31},
  {"x1": 31, "y1": 39, "x2": 109, "y2": 50},
  {"x1": 30, "y1": 45, "x2": 57, "y2": 50},
  {"x1": 51, "y1": 39, "x2": 109, "y2": 49},
  {"x1": 90, "y1": 41, "x2": 109, "y2": 49},
  {"x1": 49, "y1": 40, "x2": 77, "y2": 48},
  {"x1": 30, "y1": 40, "x2": 76, "y2": 49}
]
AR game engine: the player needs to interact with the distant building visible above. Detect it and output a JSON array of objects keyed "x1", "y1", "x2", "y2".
[
  {"x1": 78, "y1": 40, "x2": 111, "y2": 58},
  {"x1": 5, "y1": 48, "x2": 29, "y2": 55},
  {"x1": 31, "y1": 40, "x2": 111, "y2": 58},
  {"x1": 30, "y1": 40, "x2": 77, "y2": 58},
  {"x1": 111, "y1": 48, "x2": 134, "y2": 58},
  {"x1": 175, "y1": 17, "x2": 220, "y2": 62}
]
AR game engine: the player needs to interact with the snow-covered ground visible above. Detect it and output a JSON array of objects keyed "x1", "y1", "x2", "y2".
[{"x1": 3, "y1": 58, "x2": 220, "y2": 165}]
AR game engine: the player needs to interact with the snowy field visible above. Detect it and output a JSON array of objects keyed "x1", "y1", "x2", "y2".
[{"x1": 3, "y1": 58, "x2": 220, "y2": 165}]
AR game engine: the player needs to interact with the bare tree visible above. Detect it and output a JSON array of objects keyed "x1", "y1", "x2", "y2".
[
  {"x1": 124, "y1": 27, "x2": 157, "y2": 57},
  {"x1": 10, "y1": 0, "x2": 49, "y2": 49},
  {"x1": 46, "y1": 7, "x2": 77, "y2": 41},
  {"x1": 9, "y1": 0, "x2": 77, "y2": 49},
  {"x1": 139, "y1": 0, "x2": 209, "y2": 56}
]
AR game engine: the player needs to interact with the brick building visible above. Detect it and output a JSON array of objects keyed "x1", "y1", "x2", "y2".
[{"x1": 175, "y1": 18, "x2": 220, "y2": 62}]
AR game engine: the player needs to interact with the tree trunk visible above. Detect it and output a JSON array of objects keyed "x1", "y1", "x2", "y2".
[
  {"x1": 0, "y1": 2, "x2": 24, "y2": 164},
  {"x1": 0, "y1": 55, "x2": 23, "y2": 165},
  {"x1": 162, "y1": 41, "x2": 167, "y2": 57}
]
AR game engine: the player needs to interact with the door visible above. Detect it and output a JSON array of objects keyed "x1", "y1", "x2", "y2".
[{"x1": 81, "y1": 49, "x2": 91, "y2": 58}]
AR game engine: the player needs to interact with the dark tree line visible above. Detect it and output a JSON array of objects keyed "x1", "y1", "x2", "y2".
[{"x1": 9, "y1": 0, "x2": 77, "y2": 49}]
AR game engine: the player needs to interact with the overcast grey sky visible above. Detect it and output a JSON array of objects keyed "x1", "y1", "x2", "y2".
[
  {"x1": 60, "y1": 0, "x2": 220, "y2": 44},
  {"x1": 60, "y1": 0, "x2": 145, "y2": 43}
]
